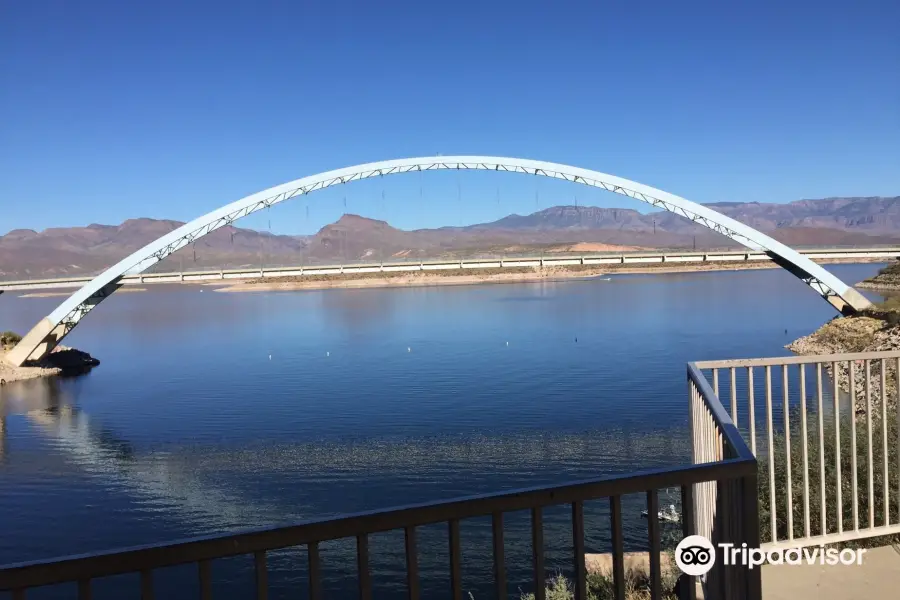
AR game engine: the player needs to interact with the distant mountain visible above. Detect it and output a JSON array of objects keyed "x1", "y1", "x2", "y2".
[
  {"x1": 0, "y1": 219, "x2": 310, "y2": 280},
  {"x1": 1, "y1": 197, "x2": 898, "y2": 280},
  {"x1": 705, "y1": 197, "x2": 900, "y2": 233},
  {"x1": 479, "y1": 197, "x2": 900, "y2": 236},
  {"x1": 474, "y1": 206, "x2": 653, "y2": 231}
]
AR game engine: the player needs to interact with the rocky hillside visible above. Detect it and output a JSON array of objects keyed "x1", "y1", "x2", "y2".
[
  {"x1": 703, "y1": 197, "x2": 900, "y2": 234},
  {"x1": 788, "y1": 317, "x2": 899, "y2": 413},
  {"x1": 0, "y1": 219, "x2": 311, "y2": 280},
  {"x1": 857, "y1": 260, "x2": 900, "y2": 291},
  {"x1": 484, "y1": 197, "x2": 900, "y2": 237},
  {"x1": 788, "y1": 302, "x2": 900, "y2": 413}
]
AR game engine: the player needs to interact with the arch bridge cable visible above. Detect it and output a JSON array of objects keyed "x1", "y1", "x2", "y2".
[{"x1": 3, "y1": 156, "x2": 871, "y2": 367}]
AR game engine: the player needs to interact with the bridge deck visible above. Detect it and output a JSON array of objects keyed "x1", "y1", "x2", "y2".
[{"x1": 2, "y1": 247, "x2": 897, "y2": 292}]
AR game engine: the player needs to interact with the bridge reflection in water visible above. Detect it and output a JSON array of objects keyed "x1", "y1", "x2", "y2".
[{"x1": 1, "y1": 378, "x2": 305, "y2": 534}]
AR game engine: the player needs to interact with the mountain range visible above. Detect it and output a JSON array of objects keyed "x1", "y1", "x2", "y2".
[{"x1": 1, "y1": 196, "x2": 898, "y2": 280}]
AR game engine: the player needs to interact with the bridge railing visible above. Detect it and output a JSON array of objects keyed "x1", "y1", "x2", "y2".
[
  {"x1": 694, "y1": 350, "x2": 900, "y2": 550},
  {"x1": 0, "y1": 365, "x2": 760, "y2": 600}
]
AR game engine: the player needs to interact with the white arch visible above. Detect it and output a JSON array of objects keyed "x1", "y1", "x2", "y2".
[{"x1": 5, "y1": 156, "x2": 870, "y2": 366}]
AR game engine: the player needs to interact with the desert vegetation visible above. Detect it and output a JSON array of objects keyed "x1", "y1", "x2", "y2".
[{"x1": 0, "y1": 331, "x2": 21, "y2": 349}]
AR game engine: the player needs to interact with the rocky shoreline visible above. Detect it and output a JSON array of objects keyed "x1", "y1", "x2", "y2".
[
  {"x1": 856, "y1": 259, "x2": 900, "y2": 291},
  {"x1": 787, "y1": 317, "x2": 899, "y2": 414},
  {"x1": 0, "y1": 347, "x2": 100, "y2": 385},
  {"x1": 857, "y1": 281, "x2": 900, "y2": 291}
]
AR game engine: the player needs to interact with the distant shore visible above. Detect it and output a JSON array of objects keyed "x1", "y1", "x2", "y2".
[
  {"x1": 6, "y1": 257, "x2": 889, "y2": 298},
  {"x1": 17, "y1": 287, "x2": 148, "y2": 298},
  {"x1": 212, "y1": 257, "x2": 884, "y2": 294}
]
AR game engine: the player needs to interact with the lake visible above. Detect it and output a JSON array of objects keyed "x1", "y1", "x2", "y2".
[{"x1": 0, "y1": 264, "x2": 887, "y2": 599}]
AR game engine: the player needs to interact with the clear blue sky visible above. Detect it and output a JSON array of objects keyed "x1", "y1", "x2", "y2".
[{"x1": 2, "y1": 0, "x2": 898, "y2": 235}]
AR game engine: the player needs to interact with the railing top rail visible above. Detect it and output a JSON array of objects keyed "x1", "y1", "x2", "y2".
[
  {"x1": 0, "y1": 457, "x2": 754, "y2": 591},
  {"x1": 687, "y1": 362, "x2": 755, "y2": 460},
  {"x1": 694, "y1": 349, "x2": 900, "y2": 369}
]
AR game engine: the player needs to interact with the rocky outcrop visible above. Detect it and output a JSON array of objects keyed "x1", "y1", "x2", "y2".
[
  {"x1": 857, "y1": 260, "x2": 900, "y2": 291},
  {"x1": 0, "y1": 346, "x2": 99, "y2": 384},
  {"x1": 787, "y1": 317, "x2": 899, "y2": 414}
]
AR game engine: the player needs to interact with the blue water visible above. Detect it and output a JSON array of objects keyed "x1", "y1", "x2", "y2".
[{"x1": 0, "y1": 264, "x2": 887, "y2": 599}]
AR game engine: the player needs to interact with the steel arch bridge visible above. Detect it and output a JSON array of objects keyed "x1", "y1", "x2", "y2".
[{"x1": 5, "y1": 156, "x2": 871, "y2": 367}]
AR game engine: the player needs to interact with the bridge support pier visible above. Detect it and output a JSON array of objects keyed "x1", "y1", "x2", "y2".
[
  {"x1": 4, "y1": 318, "x2": 62, "y2": 366},
  {"x1": 766, "y1": 252, "x2": 871, "y2": 316}
]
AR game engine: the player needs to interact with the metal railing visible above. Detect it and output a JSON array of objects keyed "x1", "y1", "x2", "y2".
[
  {"x1": 686, "y1": 363, "x2": 761, "y2": 600},
  {"x1": 0, "y1": 365, "x2": 761, "y2": 600},
  {"x1": 695, "y1": 350, "x2": 900, "y2": 550}
]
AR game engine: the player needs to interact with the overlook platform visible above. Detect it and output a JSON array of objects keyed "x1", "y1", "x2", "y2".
[{"x1": 764, "y1": 544, "x2": 900, "y2": 600}]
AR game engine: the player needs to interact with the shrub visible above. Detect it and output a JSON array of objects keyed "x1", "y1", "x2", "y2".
[
  {"x1": 0, "y1": 331, "x2": 22, "y2": 348},
  {"x1": 519, "y1": 569, "x2": 679, "y2": 600},
  {"x1": 875, "y1": 295, "x2": 900, "y2": 313},
  {"x1": 815, "y1": 325, "x2": 874, "y2": 352},
  {"x1": 863, "y1": 296, "x2": 900, "y2": 325}
]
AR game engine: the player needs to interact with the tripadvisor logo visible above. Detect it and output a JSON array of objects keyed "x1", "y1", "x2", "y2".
[
  {"x1": 675, "y1": 535, "x2": 716, "y2": 576},
  {"x1": 675, "y1": 535, "x2": 866, "y2": 575}
]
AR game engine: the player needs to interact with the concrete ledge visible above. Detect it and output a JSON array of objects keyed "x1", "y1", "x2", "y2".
[{"x1": 763, "y1": 544, "x2": 900, "y2": 600}]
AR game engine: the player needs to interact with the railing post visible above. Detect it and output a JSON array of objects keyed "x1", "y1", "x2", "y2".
[
  {"x1": 710, "y1": 468, "x2": 761, "y2": 600},
  {"x1": 688, "y1": 370, "x2": 716, "y2": 548},
  {"x1": 743, "y1": 471, "x2": 762, "y2": 600},
  {"x1": 679, "y1": 484, "x2": 697, "y2": 600}
]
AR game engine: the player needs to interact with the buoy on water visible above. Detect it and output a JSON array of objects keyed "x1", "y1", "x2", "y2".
[{"x1": 326, "y1": 351, "x2": 330, "y2": 357}]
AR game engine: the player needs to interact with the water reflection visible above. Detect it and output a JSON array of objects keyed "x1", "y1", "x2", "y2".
[
  {"x1": 1, "y1": 378, "x2": 305, "y2": 534},
  {"x1": 316, "y1": 287, "x2": 404, "y2": 332}
]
